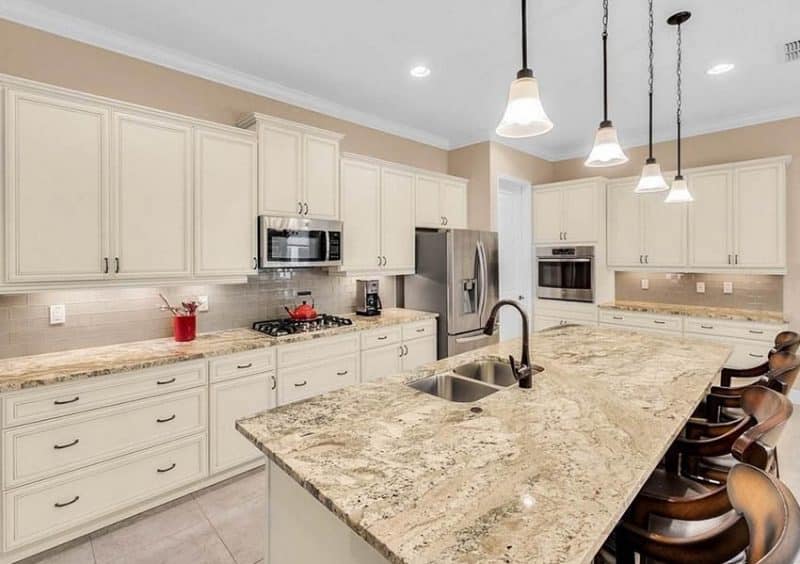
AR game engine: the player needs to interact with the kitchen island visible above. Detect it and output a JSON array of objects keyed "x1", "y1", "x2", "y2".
[{"x1": 236, "y1": 325, "x2": 731, "y2": 564}]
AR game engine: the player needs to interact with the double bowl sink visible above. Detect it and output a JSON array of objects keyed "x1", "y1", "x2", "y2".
[{"x1": 408, "y1": 360, "x2": 540, "y2": 402}]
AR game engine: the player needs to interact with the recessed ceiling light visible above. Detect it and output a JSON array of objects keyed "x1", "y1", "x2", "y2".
[
  {"x1": 409, "y1": 65, "x2": 431, "y2": 78},
  {"x1": 707, "y1": 63, "x2": 735, "y2": 75}
]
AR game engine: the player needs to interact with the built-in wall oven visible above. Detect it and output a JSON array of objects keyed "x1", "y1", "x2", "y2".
[
  {"x1": 258, "y1": 216, "x2": 342, "y2": 268},
  {"x1": 536, "y1": 246, "x2": 594, "y2": 303}
]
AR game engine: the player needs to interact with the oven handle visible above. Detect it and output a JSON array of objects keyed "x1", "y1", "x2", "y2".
[{"x1": 537, "y1": 257, "x2": 593, "y2": 262}]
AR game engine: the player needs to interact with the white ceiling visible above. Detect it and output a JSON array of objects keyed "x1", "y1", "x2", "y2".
[{"x1": 2, "y1": 0, "x2": 799, "y2": 160}]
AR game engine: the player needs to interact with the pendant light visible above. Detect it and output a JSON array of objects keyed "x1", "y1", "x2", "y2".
[
  {"x1": 585, "y1": 0, "x2": 628, "y2": 167},
  {"x1": 635, "y1": 0, "x2": 668, "y2": 193},
  {"x1": 496, "y1": 0, "x2": 554, "y2": 138},
  {"x1": 664, "y1": 11, "x2": 693, "y2": 203}
]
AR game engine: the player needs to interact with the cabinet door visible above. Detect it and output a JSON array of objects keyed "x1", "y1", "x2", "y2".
[
  {"x1": 259, "y1": 124, "x2": 302, "y2": 217},
  {"x1": 641, "y1": 192, "x2": 687, "y2": 267},
  {"x1": 361, "y1": 344, "x2": 403, "y2": 382},
  {"x1": 112, "y1": 112, "x2": 192, "y2": 278},
  {"x1": 210, "y1": 372, "x2": 275, "y2": 474},
  {"x1": 381, "y1": 167, "x2": 416, "y2": 271},
  {"x1": 195, "y1": 128, "x2": 257, "y2": 276},
  {"x1": 533, "y1": 187, "x2": 563, "y2": 244},
  {"x1": 606, "y1": 182, "x2": 642, "y2": 266},
  {"x1": 734, "y1": 163, "x2": 785, "y2": 268},
  {"x1": 533, "y1": 315, "x2": 563, "y2": 332},
  {"x1": 415, "y1": 175, "x2": 442, "y2": 228},
  {"x1": 687, "y1": 170, "x2": 733, "y2": 267},
  {"x1": 562, "y1": 183, "x2": 598, "y2": 243},
  {"x1": 402, "y1": 336, "x2": 436, "y2": 371},
  {"x1": 5, "y1": 89, "x2": 110, "y2": 282},
  {"x1": 303, "y1": 134, "x2": 339, "y2": 219},
  {"x1": 340, "y1": 159, "x2": 381, "y2": 271},
  {"x1": 440, "y1": 180, "x2": 468, "y2": 229}
]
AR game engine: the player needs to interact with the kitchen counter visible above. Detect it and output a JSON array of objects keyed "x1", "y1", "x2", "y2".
[
  {"x1": 599, "y1": 300, "x2": 787, "y2": 324},
  {"x1": 236, "y1": 325, "x2": 731, "y2": 564},
  {"x1": 0, "y1": 308, "x2": 436, "y2": 393}
]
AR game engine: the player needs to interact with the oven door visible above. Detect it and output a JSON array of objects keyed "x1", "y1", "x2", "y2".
[
  {"x1": 537, "y1": 258, "x2": 594, "y2": 302},
  {"x1": 259, "y1": 217, "x2": 342, "y2": 268}
]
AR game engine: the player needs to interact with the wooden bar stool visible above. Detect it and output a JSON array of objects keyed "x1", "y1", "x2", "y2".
[{"x1": 719, "y1": 330, "x2": 800, "y2": 388}]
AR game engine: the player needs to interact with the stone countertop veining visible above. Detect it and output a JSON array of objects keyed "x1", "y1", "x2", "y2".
[
  {"x1": 236, "y1": 325, "x2": 731, "y2": 564},
  {"x1": 0, "y1": 308, "x2": 436, "y2": 393},
  {"x1": 599, "y1": 300, "x2": 787, "y2": 324}
]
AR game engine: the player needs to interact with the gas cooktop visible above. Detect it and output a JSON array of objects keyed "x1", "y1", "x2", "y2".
[{"x1": 252, "y1": 314, "x2": 353, "y2": 338}]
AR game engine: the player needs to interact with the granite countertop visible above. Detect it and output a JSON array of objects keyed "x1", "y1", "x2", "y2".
[
  {"x1": 599, "y1": 300, "x2": 787, "y2": 324},
  {"x1": 0, "y1": 308, "x2": 436, "y2": 393},
  {"x1": 237, "y1": 325, "x2": 731, "y2": 564}
]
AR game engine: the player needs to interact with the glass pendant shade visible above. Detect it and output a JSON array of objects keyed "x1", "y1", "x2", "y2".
[
  {"x1": 635, "y1": 160, "x2": 668, "y2": 193},
  {"x1": 585, "y1": 123, "x2": 628, "y2": 167},
  {"x1": 496, "y1": 76, "x2": 554, "y2": 138},
  {"x1": 664, "y1": 176, "x2": 693, "y2": 203}
]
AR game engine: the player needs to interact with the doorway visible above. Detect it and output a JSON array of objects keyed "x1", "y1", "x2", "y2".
[{"x1": 496, "y1": 177, "x2": 533, "y2": 341}]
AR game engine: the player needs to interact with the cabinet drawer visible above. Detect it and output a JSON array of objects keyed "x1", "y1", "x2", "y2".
[
  {"x1": 599, "y1": 310, "x2": 682, "y2": 332},
  {"x1": 360, "y1": 326, "x2": 402, "y2": 351},
  {"x1": 278, "y1": 355, "x2": 358, "y2": 405},
  {"x1": 402, "y1": 319, "x2": 436, "y2": 341},
  {"x1": 4, "y1": 433, "x2": 207, "y2": 550},
  {"x1": 689, "y1": 334, "x2": 770, "y2": 371},
  {"x1": 209, "y1": 348, "x2": 275, "y2": 383},
  {"x1": 2, "y1": 361, "x2": 207, "y2": 428},
  {"x1": 685, "y1": 318, "x2": 783, "y2": 344},
  {"x1": 277, "y1": 334, "x2": 359, "y2": 368},
  {"x1": 3, "y1": 387, "x2": 206, "y2": 489}
]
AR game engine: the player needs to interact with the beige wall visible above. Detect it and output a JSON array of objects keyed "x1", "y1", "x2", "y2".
[
  {"x1": 551, "y1": 118, "x2": 800, "y2": 327},
  {"x1": 0, "y1": 19, "x2": 447, "y2": 172}
]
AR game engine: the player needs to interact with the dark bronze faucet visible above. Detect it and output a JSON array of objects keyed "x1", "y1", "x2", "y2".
[{"x1": 483, "y1": 300, "x2": 533, "y2": 388}]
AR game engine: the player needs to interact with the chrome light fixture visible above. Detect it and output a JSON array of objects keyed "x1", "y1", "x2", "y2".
[
  {"x1": 664, "y1": 11, "x2": 693, "y2": 203},
  {"x1": 635, "y1": 0, "x2": 668, "y2": 193},
  {"x1": 496, "y1": 0, "x2": 554, "y2": 138},
  {"x1": 586, "y1": 0, "x2": 628, "y2": 167}
]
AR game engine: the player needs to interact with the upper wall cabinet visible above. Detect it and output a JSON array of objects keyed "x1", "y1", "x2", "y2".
[
  {"x1": 194, "y1": 126, "x2": 258, "y2": 276},
  {"x1": 415, "y1": 174, "x2": 467, "y2": 229},
  {"x1": 534, "y1": 178, "x2": 603, "y2": 244},
  {"x1": 238, "y1": 114, "x2": 343, "y2": 221}
]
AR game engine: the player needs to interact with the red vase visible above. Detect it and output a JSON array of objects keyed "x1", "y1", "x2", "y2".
[{"x1": 173, "y1": 315, "x2": 196, "y2": 342}]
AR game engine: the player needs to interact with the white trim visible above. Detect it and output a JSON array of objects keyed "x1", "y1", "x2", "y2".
[{"x1": 0, "y1": 0, "x2": 451, "y2": 150}]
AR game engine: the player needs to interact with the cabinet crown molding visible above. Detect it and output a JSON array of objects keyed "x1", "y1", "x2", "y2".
[
  {"x1": 341, "y1": 152, "x2": 469, "y2": 184},
  {"x1": 535, "y1": 176, "x2": 608, "y2": 191},
  {"x1": 237, "y1": 112, "x2": 345, "y2": 140}
]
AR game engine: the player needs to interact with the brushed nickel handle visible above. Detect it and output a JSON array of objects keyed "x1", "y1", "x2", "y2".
[
  {"x1": 114, "y1": 257, "x2": 120, "y2": 273},
  {"x1": 749, "y1": 353, "x2": 765, "y2": 358},
  {"x1": 54, "y1": 495, "x2": 80, "y2": 508},
  {"x1": 294, "y1": 380, "x2": 307, "y2": 387},
  {"x1": 735, "y1": 254, "x2": 739, "y2": 264},
  {"x1": 157, "y1": 463, "x2": 176, "y2": 473},
  {"x1": 653, "y1": 320, "x2": 666, "y2": 325},
  {"x1": 156, "y1": 377, "x2": 176, "y2": 385},
  {"x1": 54, "y1": 396, "x2": 80, "y2": 406},
  {"x1": 644, "y1": 255, "x2": 649, "y2": 264},
  {"x1": 270, "y1": 375, "x2": 276, "y2": 390},
  {"x1": 403, "y1": 345, "x2": 409, "y2": 356},
  {"x1": 103, "y1": 257, "x2": 109, "y2": 273},
  {"x1": 700, "y1": 325, "x2": 714, "y2": 329},
  {"x1": 416, "y1": 328, "x2": 425, "y2": 333},
  {"x1": 336, "y1": 370, "x2": 348, "y2": 376},
  {"x1": 444, "y1": 217, "x2": 448, "y2": 226},
  {"x1": 612, "y1": 315, "x2": 624, "y2": 320},
  {"x1": 298, "y1": 202, "x2": 303, "y2": 214},
  {"x1": 749, "y1": 330, "x2": 764, "y2": 335},
  {"x1": 156, "y1": 414, "x2": 176, "y2": 423},
  {"x1": 398, "y1": 346, "x2": 404, "y2": 357},
  {"x1": 252, "y1": 257, "x2": 258, "y2": 270},
  {"x1": 441, "y1": 216, "x2": 446, "y2": 226},
  {"x1": 237, "y1": 363, "x2": 253, "y2": 369},
  {"x1": 303, "y1": 202, "x2": 309, "y2": 215},
  {"x1": 377, "y1": 335, "x2": 388, "y2": 340},
  {"x1": 54, "y1": 439, "x2": 79, "y2": 450},
  {"x1": 378, "y1": 255, "x2": 382, "y2": 266}
]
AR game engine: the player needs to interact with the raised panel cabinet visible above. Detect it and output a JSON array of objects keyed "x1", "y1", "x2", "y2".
[
  {"x1": 534, "y1": 180, "x2": 601, "y2": 245},
  {"x1": 533, "y1": 188, "x2": 563, "y2": 244},
  {"x1": 402, "y1": 336, "x2": 436, "y2": 371},
  {"x1": 606, "y1": 181, "x2": 642, "y2": 266},
  {"x1": 562, "y1": 183, "x2": 597, "y2": 243},
  {"x1": 194, "y1": 127, "x2": 258, "y2": 276},
  {"x1": 303, "y1": 134, "x2": 339, "y2": 219},
  {"x1": 414, "y1": 174, "x2": 468, "y2": 229},
  {"x1": 641, "y1": 192, "x2": 686, "y2": 267},
  {"x1": 361, "y1": 344, "x2": 402, "y2": 382},
  {"x1": 440, "y1": 180, "x2": 468, "y2": 229},
  {"x1": 5, "y1": 88, "x2": 110, "y2": 282},
  {"x1": 415, "y1": 175, "x2": 442, "y2": 228},
  {"x1": 112, "y1": 111, "x2": 192, "y2": 278},
  {"x1": 258, "y1": 123, "x2": 302, "y2": 217},
  {"x1": 688, "y1": 170, "x2": 733, "y2": 267},
  {"x1": 380, "y1": 167, "x2": 415, "y2": 272},
  {"x1": 340, "y1": 159, "x2": 382, "y2": 271},
  {"x1": 734, "y1": 162, "x2": 785, "y2": 268}
]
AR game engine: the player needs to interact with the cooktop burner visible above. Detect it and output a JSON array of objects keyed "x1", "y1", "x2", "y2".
[{"x1": 252, "y1": 314, "x2": 353, "y2": 338}]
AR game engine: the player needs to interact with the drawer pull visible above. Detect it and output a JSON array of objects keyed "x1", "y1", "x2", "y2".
[
  {"x1": 653, "y1": 320, "x2": 666, "y2": 325},
  {"x1": 612, "y1": 316, "x2": 623, "y2": 320},
  {"x1": 156, "y1": 377, "x2": 176, "y2": 385},
  {"x1": 236, "y1": 363, "x2": 253, "y2": 369},
  {"x1": 54, "y1": 495, "x2": 80, "y2": 508},
  {"x1": 700, "y1": 325, "x2": 714, "y2": 330},
  {"x1": 54, "y1": 396, "x2": 80, "y2": 406},
  {"x1": 749, "y1": 353, "x2": 765, "y2": 358},
  {"x1": 270, "y1": 375, "x2": 277, "y2": 390},
  {"x1": 156, "y1": 414, "x2": 176, "y2": 423},
  {"x1": 377, "y1": 335, "x2": 388, "y2": 341},
  {"x1": 54, "y1": 439, "x2": 80, "y2": 450},
  {"x1": 415, "y1": 328, "x2": 425, "y2": 333},
  {"x1": 294, "y1": 380, "x2": 307, "y2": 387},
  {"x1": 157, "y1": 463, "x2": 176, "y2": 473},
  {"x1": 749, "y1": 330, "x2": 765, "y2": 335},
  {"x1": 336, "y1": 370, "x2": 348, "y2": 376}
]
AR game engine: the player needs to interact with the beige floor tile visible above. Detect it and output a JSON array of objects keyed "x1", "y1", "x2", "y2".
[
  {"x1": 204, "y1": 495, "x2": 265, "y2": 564},
  {"x1": 194, "y1": 468, "x2": 264, "y2": 519},
  {"x1": 18, "y1": 539, "x2": 95, "y2": 564}
]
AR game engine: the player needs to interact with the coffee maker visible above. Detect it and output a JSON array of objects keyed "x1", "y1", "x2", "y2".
[{"x1": 355, "y1": 279, "x2": 382, "y2": 316}]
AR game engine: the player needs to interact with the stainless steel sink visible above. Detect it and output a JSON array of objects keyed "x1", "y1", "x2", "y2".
[
  {"x1": 453, "y1": 360, "x2": 517, "y2": 387},
  {"x1": 408, "y1": 373, "x2": 499, "y2": 402}
]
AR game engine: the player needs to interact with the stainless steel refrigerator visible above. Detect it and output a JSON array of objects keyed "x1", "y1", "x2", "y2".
[{"x1": 403, "y1": 229, "x2": 499, "y2": 359}]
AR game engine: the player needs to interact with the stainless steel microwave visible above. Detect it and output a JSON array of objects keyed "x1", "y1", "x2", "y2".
[
  {"x1": 258, "y1": 216, "x2": 342, "y2": 268},
  {"x1": 536, "y1": 245, "x2": 594, "y2": 303}
]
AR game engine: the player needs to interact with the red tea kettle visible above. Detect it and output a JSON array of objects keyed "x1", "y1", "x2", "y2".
[{"x1": 285, "y1": 294, "x2": 318, "y2": 320}]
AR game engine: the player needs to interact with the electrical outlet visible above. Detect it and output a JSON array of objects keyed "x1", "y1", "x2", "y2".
[
  {"x1": 49, "y1": 304, "x2": 66, "y2": 325},
  {"x1": 640, "y1": 279, "x2": 649, "y2": 290},
  {"x1": 696, "y1": 282, "x2": 706, "y2": 294},
  {"x1": 723, "y1": 282, "x2": 734, "y2": 294},
  {"x1": 196, "y1": 295, "x2": 209, "y2": 312}
]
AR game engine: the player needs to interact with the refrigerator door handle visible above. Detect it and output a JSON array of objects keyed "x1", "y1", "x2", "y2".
[
  {"x1": 477, "y1": 240, "x2": 488, "y2": 322},
  {"x1": 455, "y1": 333, "x2": 492, "y2": 344}
]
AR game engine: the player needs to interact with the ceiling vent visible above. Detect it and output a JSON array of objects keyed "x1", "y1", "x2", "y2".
[{"x1": 785, "y1": 40, "x2": 800, "y2": 62}]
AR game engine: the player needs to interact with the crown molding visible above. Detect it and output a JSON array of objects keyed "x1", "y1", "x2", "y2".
[{"x1": 0, "y1": 0, "x2": 452, "y2": 150}]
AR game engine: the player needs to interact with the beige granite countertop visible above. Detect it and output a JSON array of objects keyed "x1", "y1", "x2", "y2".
[
  {"x1": 0, "y1": 308, "x2": 436, "y2": 393},
  {"x1": 237, "y1": 325, "x2": 731, "y2": 564},
  {"x1": 599, "y1": 300, "x2": 787, "y2": 324}
]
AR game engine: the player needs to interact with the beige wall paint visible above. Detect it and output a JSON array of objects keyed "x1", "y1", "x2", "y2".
[
  {"x1": 551, "y1": 118, "x2": 800, "y2": 327},
  {"x1": 447, "y1": 142, "x2": 492, "y2": 231},
  {"x1": 0, "y1": 19, "x2": 447, "y2": 172}
]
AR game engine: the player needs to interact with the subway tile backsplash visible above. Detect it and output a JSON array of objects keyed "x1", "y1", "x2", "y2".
[
  {"x1": 614, "y1": 272, "x2": 783, "y2": 312},
  {"x1": 0, "y1": 270, "x2": 397, "y2": 359}
]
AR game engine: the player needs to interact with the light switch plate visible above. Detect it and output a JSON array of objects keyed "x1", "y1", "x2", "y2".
[
  {"x1": 723, "y1": 282, "x2": 734, "y2": 294},
  {"x1": 696, "y1": 282, "x2": 706, "y2": 294},
  {"x1": 196, "y1": 295, "x2": 209, "y2": 312},
  {"x1": 49, "y1": 304, "x2": 66, "y2": 325},
  {"x1": 641, "y1": 279, "x2": 649, "y2": 290}
]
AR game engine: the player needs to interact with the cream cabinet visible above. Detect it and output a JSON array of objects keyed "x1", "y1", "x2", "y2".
[
  {"x1": 360, "y1": 319, "x2": 437, "y2": 381},
  {"x1": 687, "y1": 169, "x2": 734, "y2": 267},
  {"x1": 402, "y1": 335, "x2": 436, "y2": 370},
  {"x1": 194, "y1": 126, "x2": 258, "y2": 276},
  {"x1": 534, "y1": 179, "x2": 602, "y2": 244},
  {"x1": 361, "y1": 345, "x2": 403, "y2": 382},
  {"x1": 414, "y1": 174, "x2": 467, "y2": 229},
  {"x1": 239, "y1": 113, "x2": 343, "y2": 220},
  {"x1": 380, "y1": 167, "x2": 415, "y2": 272}
]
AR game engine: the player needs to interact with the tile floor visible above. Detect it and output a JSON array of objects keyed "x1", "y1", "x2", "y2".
[{"x1": 19, "y1": 415, "x2": 800, "y2": 564}]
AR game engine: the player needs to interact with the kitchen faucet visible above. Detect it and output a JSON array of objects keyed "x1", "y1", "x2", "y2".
[{"x1": 483, "y1": 300, "x2": 533, "y2": 388}]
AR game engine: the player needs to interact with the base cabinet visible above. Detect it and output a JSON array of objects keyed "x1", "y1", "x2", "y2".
[{"x1": 402, "y1": 335, "x2": 436, "y2": 370}]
